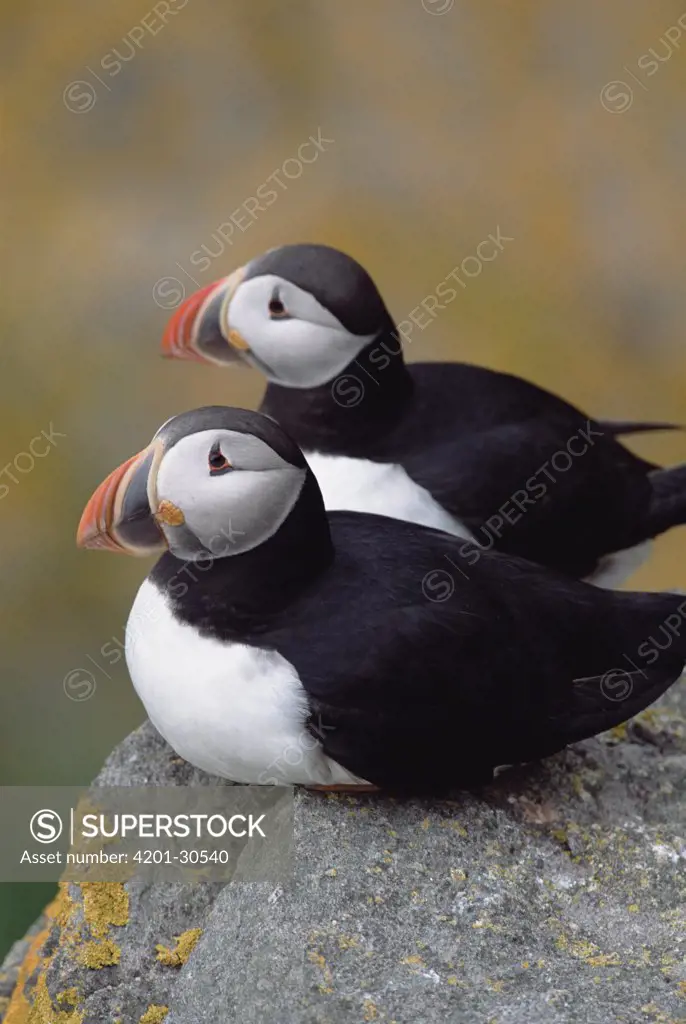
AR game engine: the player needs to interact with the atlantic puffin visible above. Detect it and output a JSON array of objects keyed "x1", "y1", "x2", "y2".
[
  {"x1": 161, "y1": 244, "x2": 686, "y2": 588},
  {"x1": 77, "y1": 406, "x2": 686, "y2": 793}
]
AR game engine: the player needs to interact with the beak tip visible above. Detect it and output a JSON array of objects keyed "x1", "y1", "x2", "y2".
[
  {"x1": 77, "y1": 448, "x2": 154, "y2": 555},
  {"x1": 160, "y1": 279, "x2": 223, "y2": 362},
  {"x1": 75, "y1": 517, "x2": 117, "y2": 552},
  {"x1": 76, "y1": 505, "x2": 103, "y2": 550},
  {"x1": 160, "y1": 271, "x2": 246, "y2": 365}
]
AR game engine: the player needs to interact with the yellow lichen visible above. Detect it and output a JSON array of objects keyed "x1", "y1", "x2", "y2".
[
  {"x1": 55, "y1": 989, "x2": 79, "y2": 1008},
  {"x1": 560, "y1": 938, "x2": 622, "y2": 968},
  {"x1": 4, "y1": 885, "x2": 73, "y2": 1024},
  {"x1": 139, "y1": 1008, "x2": 169, "y2": 1024},
  {"x1": 28, "y1": 974, "x2": 84, "y2": 1023},
  {"x1": 155, "y1": 929, "x2": 203, "y2": 968},
  {"x1": 4, "y1": 883, "x2": 129, "y2": 1021},
  {"x1": 363, "y1": 999, "x2": 378, "y2": 1021},
  {"x1": 77, "y1": 939, "x2": 121, "y2": 969},
  {"x1": 439, "y1": 820, "x2": 468, "y2": 835},
  {"x1": 570, "y1": 940, "x2": 597, "y2": 960},
  {"x1": 307, "y1": 950, "x2": 334, "y2": 994},
  {"x1": 81, "y1": 883, "x2": 129, "y2": 938},
  {"x1": 572, "y1": 775, "x2": 588, "y2": 799},
  {"x1": 472, "y1": 919, "x2": 501, "y2": 932},
  {"x1": 587, "y1": 953, "x2": 622, "y2": 968}
]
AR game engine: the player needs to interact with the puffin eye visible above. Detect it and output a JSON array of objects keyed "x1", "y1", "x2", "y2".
[
  {"x1": 268, "y1": 289, "x2": 289, "y2": 319},
  {"x1": 208, "y1": 442, "x2": 232, "y2": 476}
]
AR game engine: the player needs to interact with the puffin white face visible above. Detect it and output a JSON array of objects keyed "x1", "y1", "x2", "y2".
[
  {"x1": 76, "y1": 410, "x2": 310, "y2": 563},
  {"x1": 222, "y1": 274, "x2": 377, "y2": 388},
  {"x1": 153, "y1": 428, "x2": 306, "y2": 559}
]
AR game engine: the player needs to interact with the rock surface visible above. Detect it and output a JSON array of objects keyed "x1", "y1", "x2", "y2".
[{"x1": 2, "y1": 687, "x2": 685, "y2": 1024}]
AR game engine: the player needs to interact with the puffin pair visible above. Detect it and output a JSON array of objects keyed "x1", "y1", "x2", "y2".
[
  {"x1": 78, "y1": 406, "x2": 686, "y2": 793},
  {"x1": 162, "y1": 244, "x2": 686, "y2": 587}
]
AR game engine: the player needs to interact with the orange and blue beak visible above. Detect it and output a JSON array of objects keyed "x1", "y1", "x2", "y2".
[
  {"x1": 161, "y1": 268, "x2": 249, "y2": 366},
  {"x1": 76, "y1": 444, "x2": 166, "y2": 556}
]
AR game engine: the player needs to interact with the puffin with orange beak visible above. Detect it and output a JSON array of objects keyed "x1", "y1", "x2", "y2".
[
  {"x1": 161, "y1": 243, "x2": 686, "y2": 589},
  {"x1": 78, "y1": 405, "x2": 686, "y2": 792}
]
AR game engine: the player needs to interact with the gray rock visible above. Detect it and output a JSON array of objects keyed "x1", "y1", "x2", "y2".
[{"x1": 3, "y1": 687, "x2": 685, "y2": 1024}]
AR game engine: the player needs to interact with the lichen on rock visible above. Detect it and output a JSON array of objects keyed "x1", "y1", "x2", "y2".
[
  {"x1": 2, "y1": 686, "x2": 685, "y2": 1023},
  {"x1": 154, "y1": 931, "x2": 202, "y2": 969},
  {"x1": 138, "y1": 1008, "x2": 168, "y2": 1024}
]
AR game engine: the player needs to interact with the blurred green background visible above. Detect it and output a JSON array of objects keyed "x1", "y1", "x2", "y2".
[{"x1": 2, "y1": 0, "x2": 685, "y2": 957}]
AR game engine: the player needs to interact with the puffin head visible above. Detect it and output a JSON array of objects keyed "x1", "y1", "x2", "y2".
[
  {"x1": 161, "y1": 244, "x2": 394, "y2": 388},
  {"x1": 76, "y1": 407, "x2": 313, "y2": 561}
]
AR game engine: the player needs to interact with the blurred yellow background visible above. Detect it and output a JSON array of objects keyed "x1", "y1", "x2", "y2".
[{"x1": 2, "y1": 0, "x2": 685, "y2": 951}]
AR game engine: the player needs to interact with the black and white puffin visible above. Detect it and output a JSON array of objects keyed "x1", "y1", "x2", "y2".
[
  {"x1": 161, "y1": 244, "x2": 686, "y2": 588},
  {"x1": 77, "y1": 406, "x2": 686, "y2": 793}
]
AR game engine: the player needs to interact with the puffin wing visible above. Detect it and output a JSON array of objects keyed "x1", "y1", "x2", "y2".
[
  {"x1": 293, "y1": 519, "x2": 686, "y2": 790},
  {"x1": 409, "y1": 418, "x2": 653, "y2": 576}
]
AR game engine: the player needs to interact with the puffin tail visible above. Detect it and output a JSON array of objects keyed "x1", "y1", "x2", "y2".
[
  {"x1": 599, "y1": 419, "x2": 683, "y2": 437},
  {"x1": 644, "y1": 463, "x2": 686, "y2": 536},
  {"x1": 559, "y1": 588, "x2": 686, "y2": 749}
]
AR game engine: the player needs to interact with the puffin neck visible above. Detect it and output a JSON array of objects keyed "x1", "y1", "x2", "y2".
[
  {"x1": 260, "y1": 322, "x2": 414, "y2": 454},
  {"x1": 149, "y1": 471, "x2": 334, "y2": 638}
]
